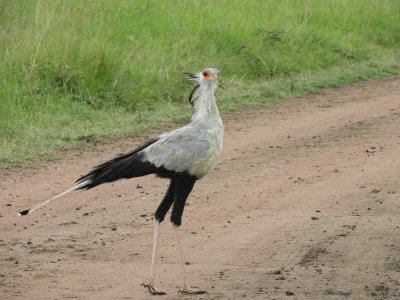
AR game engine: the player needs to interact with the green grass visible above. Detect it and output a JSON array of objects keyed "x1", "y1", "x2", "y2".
[{"x1": 1, "y1": 0, "x2": 399, "y2": 167}]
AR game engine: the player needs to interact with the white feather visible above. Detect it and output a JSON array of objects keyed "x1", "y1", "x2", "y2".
[{"x1": 18, "y1": 180, "x2": 91, "y2": 216}]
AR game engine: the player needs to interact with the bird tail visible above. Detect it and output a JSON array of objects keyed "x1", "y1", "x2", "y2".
[
  {"x1": 75, "y1": 138, "x2": 162, "y2": 189},
  {"x1": 18, "y1": 138, "x2": 161, "y2": 216},
  {"x1": 18, "y1": 180, "x2": 91, "y2": 216}
]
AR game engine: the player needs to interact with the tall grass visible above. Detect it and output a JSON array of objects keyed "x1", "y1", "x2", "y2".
[{"x1": 1, "y1": 0, "x2": 399, "y2": 167}]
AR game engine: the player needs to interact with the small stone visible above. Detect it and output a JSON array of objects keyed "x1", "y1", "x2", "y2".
[
  {"x1": 285, "y1": 291, "x2": 294, "y2": 296},
  {"x1": 276, "y1": 276, "x2": 286, "y2": 280}
]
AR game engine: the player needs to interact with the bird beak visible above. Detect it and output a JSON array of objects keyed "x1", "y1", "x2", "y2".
[{"x1": 183, "y1": 72, "x2": 198, "y2": 79}]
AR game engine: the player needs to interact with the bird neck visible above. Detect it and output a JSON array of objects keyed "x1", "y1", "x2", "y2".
[{"x1": 191, "y1": 85, "x2": 220, "y2": 124}]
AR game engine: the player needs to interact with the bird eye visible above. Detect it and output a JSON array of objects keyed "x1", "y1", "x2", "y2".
[{"x1": 202, "y1": 71, "x2": 208, "y2": 77}]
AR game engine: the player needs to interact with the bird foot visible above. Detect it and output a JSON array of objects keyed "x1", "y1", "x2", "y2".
[
  {"x1": 141, "y1": 283, "x2": 166, "y2": 295},
  {"x1": 179, "y1": 288, "x2": 207, "y2": 294}
]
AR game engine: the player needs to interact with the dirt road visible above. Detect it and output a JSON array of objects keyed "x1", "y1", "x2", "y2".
[{"x1": 1, "y1": 76, "x2": 400, "y2": 299}]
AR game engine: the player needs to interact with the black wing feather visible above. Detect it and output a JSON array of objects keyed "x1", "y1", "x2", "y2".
[{"x1": 76, "y1": 138, "x2": 165, "y2": 189}]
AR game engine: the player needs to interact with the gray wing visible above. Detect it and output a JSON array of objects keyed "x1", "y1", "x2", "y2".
[{"x1": 142, "y1": 125, "x2": 211, "y2": 173}]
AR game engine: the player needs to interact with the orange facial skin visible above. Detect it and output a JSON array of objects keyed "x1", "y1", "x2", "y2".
[{"x1": 202, "y1": 70, "x2": 213, "y2": 80}]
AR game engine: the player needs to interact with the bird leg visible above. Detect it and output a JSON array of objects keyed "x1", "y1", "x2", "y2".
[
  {"x1": 173, "y1": 225, "x2": 206, "y2": 294},
  {"x1": 141, "y1": 220, "x2": 166, "y2": 295}
]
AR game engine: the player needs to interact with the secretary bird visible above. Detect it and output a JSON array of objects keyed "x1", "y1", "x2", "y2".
[{"x1": 18, "y1": 68, "x2": 224, "y2": 295}]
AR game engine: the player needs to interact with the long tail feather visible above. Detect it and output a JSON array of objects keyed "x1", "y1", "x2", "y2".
[
  {"x1": 19, "y1": 138, "x2": 161, "y2": 216},
  {"x1": 18, "y1": 180, "x2": 91, "y2": 216}
]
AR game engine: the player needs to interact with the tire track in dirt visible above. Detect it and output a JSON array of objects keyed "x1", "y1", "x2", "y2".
[{"x1": 1, "y1": 76, "x2": 400, "y2": 299}]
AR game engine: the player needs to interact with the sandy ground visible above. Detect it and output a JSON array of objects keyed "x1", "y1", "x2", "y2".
[{"x1": 1, "y1": 76, "x2": 400, "y2": 300}]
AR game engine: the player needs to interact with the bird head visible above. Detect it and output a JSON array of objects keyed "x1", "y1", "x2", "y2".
[
  {"x1": 183, "y1": 68, "x2": 220, "y2": 106},
  {"x1": 184, "y1": 68, "x2": 220, "y2": 83}
]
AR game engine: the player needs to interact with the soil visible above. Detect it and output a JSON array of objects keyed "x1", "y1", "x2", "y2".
[{"x1": 1, "y1": 76, "x2": 400, "y2": 300}]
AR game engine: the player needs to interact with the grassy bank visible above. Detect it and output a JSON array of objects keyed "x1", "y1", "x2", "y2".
[{"x1": 1, "y1": 0, "x2": 399, "y2": 167}]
